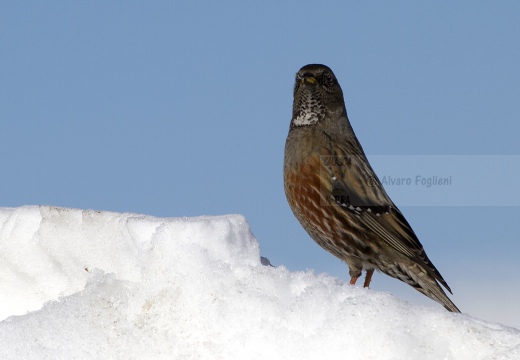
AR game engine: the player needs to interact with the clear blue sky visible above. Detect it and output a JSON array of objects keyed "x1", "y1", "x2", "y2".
[{"x1": 2, "y1": 2, "x2": 519, "y2": 327}]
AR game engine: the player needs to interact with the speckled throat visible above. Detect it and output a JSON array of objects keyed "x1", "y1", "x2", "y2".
[{"x1": 292, "y1": 86, "x2": 325, "y2": 127}]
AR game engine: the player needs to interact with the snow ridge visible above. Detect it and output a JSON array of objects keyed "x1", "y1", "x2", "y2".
[{"x1": 0, "y1": 206, "x2": 519, "y2": 359}]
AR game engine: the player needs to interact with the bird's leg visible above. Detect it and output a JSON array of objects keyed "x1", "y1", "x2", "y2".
[
  {"x1": 349, "y1": 277, "x2": 358, "y2": 285},
  {"x1": 363, "y1": 269, "x2": 375, "y2": 288}
]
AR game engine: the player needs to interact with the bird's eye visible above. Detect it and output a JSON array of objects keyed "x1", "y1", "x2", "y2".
[{"x1": 323, "y1": 72, "x2": 335, "y2": 86}]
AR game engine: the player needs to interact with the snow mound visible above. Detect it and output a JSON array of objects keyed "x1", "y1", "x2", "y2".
[{"x1": 0, "y1": 206, "x2": 519, "y2": 359}]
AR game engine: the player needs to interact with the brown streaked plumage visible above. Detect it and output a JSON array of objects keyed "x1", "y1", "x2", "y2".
[{"x1": 284, "y1": 64, "x2": 460, "y2": 312}]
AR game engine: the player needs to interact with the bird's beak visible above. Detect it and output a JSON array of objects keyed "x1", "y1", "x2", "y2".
[{"x1": 301, "y1": 76, "x2": 317, "y2": 85}]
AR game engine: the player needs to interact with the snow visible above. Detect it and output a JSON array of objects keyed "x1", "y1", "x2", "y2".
[{"x1": 1, "y1": 206, "x2": 519, "y2": 359}]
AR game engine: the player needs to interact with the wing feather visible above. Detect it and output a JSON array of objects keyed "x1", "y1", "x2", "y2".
[{"x1": 316, "y1": 137, "x2": 453, "y2": 293}]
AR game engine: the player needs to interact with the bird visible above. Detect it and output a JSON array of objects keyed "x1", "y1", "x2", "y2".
[{"x1": 283, "y1": 64, "x2": 460, "y2": 312}]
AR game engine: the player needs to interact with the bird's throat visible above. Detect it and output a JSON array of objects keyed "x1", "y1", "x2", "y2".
[{"x1": 292, "y1": 88, "x2": 325, "y2": 127}]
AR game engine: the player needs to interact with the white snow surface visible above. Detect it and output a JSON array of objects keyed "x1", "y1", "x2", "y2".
[{"x1": 0, "y1": 206, "x2": 519, "y2": 359}]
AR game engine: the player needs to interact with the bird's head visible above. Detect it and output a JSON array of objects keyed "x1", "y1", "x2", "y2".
[{"x1": 291, "y1": 64, "x2": 346, "y2": 128}]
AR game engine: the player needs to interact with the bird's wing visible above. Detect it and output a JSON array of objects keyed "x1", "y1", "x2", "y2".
[{"x1": 317, "y1": 141, "x2": 452, "y2": 293}]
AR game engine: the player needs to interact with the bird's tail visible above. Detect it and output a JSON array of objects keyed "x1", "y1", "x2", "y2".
[
  {"x1": 382, "y1": 261, "x2": 461, "y2": 313},
  {"x1": 414, "y1": 282, "x2": 461, "y2": 313}
]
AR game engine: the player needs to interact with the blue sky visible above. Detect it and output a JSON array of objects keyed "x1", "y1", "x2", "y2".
[{"x1": 1, "y1": 2, "x2": 519, "y2": 327}]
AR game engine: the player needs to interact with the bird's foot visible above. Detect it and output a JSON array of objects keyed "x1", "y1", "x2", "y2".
[
  {"x1": 350, "y1": 269, "x2": 374, "y2": 288},
  {"x1": 363, "y1": 269, "x2": 374, "y2": 288}
]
